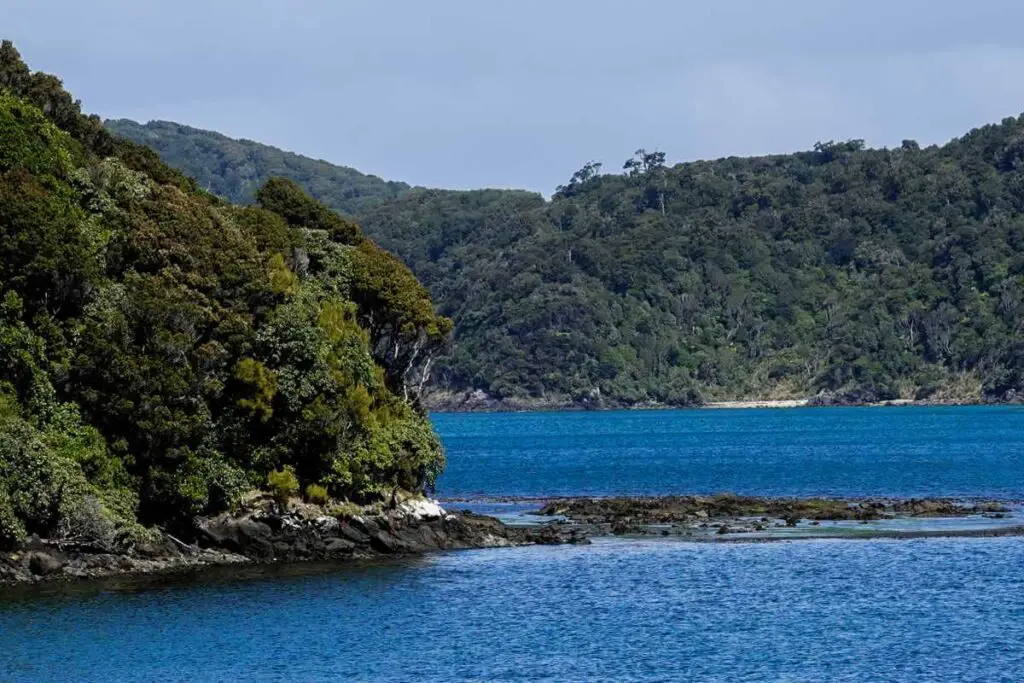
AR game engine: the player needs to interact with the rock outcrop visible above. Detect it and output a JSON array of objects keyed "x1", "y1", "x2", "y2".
[
  {"x1": 0, "y1": 500, "x2": 588, "y2": 585},
  {"x1": 536, "y1": 494, "x2": 1015, "y2": 536}
]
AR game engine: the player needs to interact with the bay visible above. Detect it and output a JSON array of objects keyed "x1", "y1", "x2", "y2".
[
  {"x1": 435, "y1": 406, "x2": 1024, "y2": 498},
  {"x1": 3, "y1": 406, "x2": 1024, "y2": 682}
]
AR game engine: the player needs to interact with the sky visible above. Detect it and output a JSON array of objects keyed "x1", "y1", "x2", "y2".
[{"x1": 4, "y1": 0, "x2": 1024, "y2": 193}]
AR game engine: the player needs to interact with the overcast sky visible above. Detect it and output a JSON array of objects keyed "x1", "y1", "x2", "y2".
[{"x1": 4, "y1": 0, "x2": 1024, "y2": 192}]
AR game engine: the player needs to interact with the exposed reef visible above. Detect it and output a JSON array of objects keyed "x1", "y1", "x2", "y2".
[{"x1": 531, "y1": 495, "x2": 1018, "y2": 538}]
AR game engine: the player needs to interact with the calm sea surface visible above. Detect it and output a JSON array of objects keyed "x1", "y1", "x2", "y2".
[
  {"x1": 3, "y1": 406, "x2": 1024, "y2": 682},
  {"x1": 435, "y1": 406, "x2": 1024, "y2": 498}
]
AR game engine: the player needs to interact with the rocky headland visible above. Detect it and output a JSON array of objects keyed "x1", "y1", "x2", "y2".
[
  {"x1": 4, "y1": 493, "x2": 1020, "y2": 587},
  {"x1": 0, "y1": 496, "x2": 587, "y2": 585}
]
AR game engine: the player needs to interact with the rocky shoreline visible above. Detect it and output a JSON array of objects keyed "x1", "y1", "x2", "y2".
[
  {"x1": 425, "y1": 388, "x2": 1021, "y2": 413},
  {"x1": 4, "y1": 493, "x2": 1020, "y2": 587},
  {"x1": 0, "y1": 498, "x2": 587, "y2": 586}
]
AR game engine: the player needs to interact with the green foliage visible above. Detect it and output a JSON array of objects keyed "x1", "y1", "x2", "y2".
[
  {"x1": 0, "y1": 92, "x2": 74, "y2": 177},
  {"x1": 267, "y1": 252, "x2": 298, "y2": 296},
  {"x1": 0, "y1": 485, "x2": 23, "y2": 547},
  {"x1": 0, "y1": 408, "x2": 138, "y2": 550},
  {"x1": 107, "y1": 107, "x2": 1024, "y2": 405},
  {"x1": 344, "y1": 240, "x2": 453, "y2": 402},
  {"x1": 304, "y1": 483, "x2": 329, "y2": 505},
  {"x1": 0, "y1": 41, "x2": 447, "y2": 544},
  {"x1": 235, "y1": 358, "x2": 278, "y2": 422},
  {"x1": 267, "y1": 467, "x2": 299, "y2": 510},
  {"x1": 256, "y1": 177, "x2": 361, "y2": 244},
  {"x1": 106, "y1": 118, "x2": 409, "y2": 215},
  {"x1": 329, "y1": 501, "x2": 362, "y2": 519}
]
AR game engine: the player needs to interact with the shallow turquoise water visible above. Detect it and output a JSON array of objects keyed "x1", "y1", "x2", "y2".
[
  {"x1": 434, "y1": 406, "x2": 1024, "y2": 498},
  {"x1": 3, "y1": 407, "x2": 1024, "y2": 681}
]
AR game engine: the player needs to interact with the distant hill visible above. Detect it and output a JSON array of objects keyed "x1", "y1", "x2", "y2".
[
  {"x1": 106, "y1": 117, "x2": 1024, "y2": 408},
  {"x1": 105, "y1": 119, "x2": 410, "y2": 215}
]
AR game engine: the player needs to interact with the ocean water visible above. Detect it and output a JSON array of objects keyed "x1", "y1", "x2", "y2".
[
  {"x1": 3, "y1": 406, "x2": 1024, "y2": 682},
  {"x1": 2, "y1": 538, "x2": 1023, "y2": 682},
  {"x1": 434, "y1": 406, "x2": 1024, "y2": 498}
]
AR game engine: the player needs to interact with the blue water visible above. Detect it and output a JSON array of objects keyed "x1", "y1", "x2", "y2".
[
  {"x1": 435, "y1": 406, "x2": 1024, "y2": 498},
  {"x1": 3, "y1": 406, "x2": 1024, "y2": 682},
  {"x1": 3, "y1": 538, "x2": 1023, "y2": 682}
]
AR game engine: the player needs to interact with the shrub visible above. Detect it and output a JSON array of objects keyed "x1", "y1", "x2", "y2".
[
  {"x1": 329, "y1": 501, "x2": 362, "y2": 520},
  {"x1": 256, "y1": 177, "x2": 361, "y2": 244},
  {"x1": 305, "y1": 483, "x2": 329, "y2": 505},
  {"x1": 266, "y1": 466, "x2": 299, "y2": 511},
  {"x1": 0, "y1": 415, "x2": 90, "y2": 540},
  {"x1": 0, "y1": 485, "x2": 26, "y2": 548}
]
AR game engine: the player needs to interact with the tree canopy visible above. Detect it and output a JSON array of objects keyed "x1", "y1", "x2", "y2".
[
  {"x1": 0, "y1": 41, "x2": 450, "y2": 548},
  {"x1": 107, "y1": 75, "x2": 1024, "y2": 409}
]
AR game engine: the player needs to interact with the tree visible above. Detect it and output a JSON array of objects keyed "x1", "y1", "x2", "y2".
[
  {"x1": 555, "y1": 161, "x2": 602, "y2": 198},
  {"x1": 623, "y1": 149, "x2": 668, "y2": 214}
]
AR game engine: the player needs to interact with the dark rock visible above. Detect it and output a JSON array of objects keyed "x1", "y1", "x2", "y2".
[
  {"x1": 27, "y1": 551, "x2": 64, "y2": 576},
  {"x1": 808, "y1": 388, "x2": 890, "y2": 406},
  {"x1": 350, "y1": 516, "x2": 381, "y2": 537},
  {"x1": 369, "y1": 530, "x2": 403, "y2": 553},
  {"x1": 393, "y1": 523, "x2": 445, "y2": 551},
  {"x1": 337, "y1": 522, "x2": 371, "y2": 545},
  {"x1": 315, "y1": 516, "x2": 341, "y2": 537},
  {"x1": 514, "y1": 523, "x2": 590, "y2": 545},
  {"x1": 974, "y1": 502, "x2": 1011, "y2": 513},
  {"x1": 611, "y1": 520, "x2": 635, "y2": 535},
  {"x1": 324, "y1": 538, "x2": 355, "y2": 555},
  {"x1": 198, "y1": 514, "x2": 274, "y2": 559}
]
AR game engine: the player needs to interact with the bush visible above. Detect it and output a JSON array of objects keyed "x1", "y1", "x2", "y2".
[
  {"x1": 266, "y1": 466, "x2": 299, "y2": 511},
  {"x1": 305, "y1": 483, "x2": 329, "y2": 505},
  {"x1": 0, "y1": 485, "x2": 25, "y2": 548},
  {"x1": 329, "y1": 501, "x2": 362, "y2": 520},
  {"x1": 0, "y1": 415, "x2": 91, "y2": 541}
]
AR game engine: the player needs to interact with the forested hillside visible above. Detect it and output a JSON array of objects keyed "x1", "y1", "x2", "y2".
[
  {"x1": 108, "y1": 112, "x2": 1024, "y2": 408},
  {"x1": 105, "y1": 119, "x2": 410, "y2": 214},
  {"x1": 0, "y1": 41, "x2": 450, "y2": 549}
]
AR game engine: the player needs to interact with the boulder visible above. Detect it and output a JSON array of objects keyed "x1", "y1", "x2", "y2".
[
  {"x1": 315, "y1": 516, "x2": 341, "y2": 537},
  {"x1": 324, "y1": 538, "x2": 355, "y2": 555},
  {"x1": 198, "y1": 514, "x2": 274, "y2": 559},
  {"x1": 394, "y1": 498, "x2": 446, "y2": 522},
  {"x1": 369, "y1": 530, "x2": 405, "y2": 553},
  {"x1": 27, "y1": 551, "x2": 64, "y2": 576},
  {"x1": 336, "y1": 522, "x2": 370, "y2": 545}
]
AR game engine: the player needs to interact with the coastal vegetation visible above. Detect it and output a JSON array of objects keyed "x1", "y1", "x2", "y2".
[
  {"x1": 0, "y1": 41, "x2": 450, "y2": 551},
  {"x1": 110, "y1": 113, "x2": 1024, "y2": 407}
]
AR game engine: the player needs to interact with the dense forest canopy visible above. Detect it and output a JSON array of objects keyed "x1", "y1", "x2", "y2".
[
  {"x1": 104, "y1": 119, "x2": 411, "y2": 215},
  {"x1": 0, "y1": 41, "x2": 450, "y2": 549},
  {"x1": 108, "y1": 114, "x2": 1024, "y2": 408}
]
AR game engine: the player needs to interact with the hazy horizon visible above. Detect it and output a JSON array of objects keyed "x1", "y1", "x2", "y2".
[{"x1": 4, "y1": 0, "x2": 1024, "y2": 193}]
